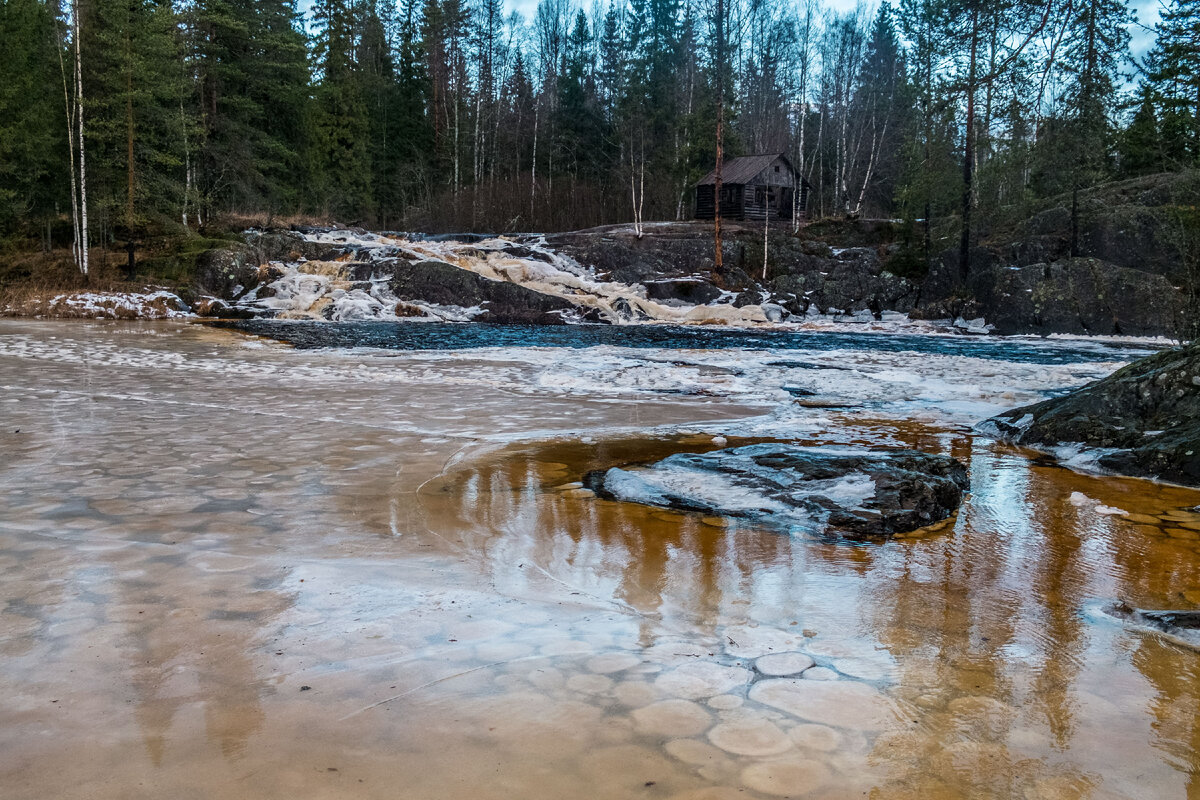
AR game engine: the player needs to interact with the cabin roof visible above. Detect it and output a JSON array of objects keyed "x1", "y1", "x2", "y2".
[{"x1": 696, "y1": 153, "x2": 806, "y2": 186}]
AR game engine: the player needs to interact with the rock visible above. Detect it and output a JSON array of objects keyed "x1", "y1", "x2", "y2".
[
  {"x1": 771, "y1": 253, "x2": 918, "y2": 317},
  {"x1": 1099, "y1": 601, "x2": 1200, "y2": 651},
  {"x1": 731, "y1": 288, "x2": 765, "y2": 307},
  {"x1": 761, "y1": 302, "x2": 787, "y2": 322},
  {"x1": 801, "y1": 667, "x2": 838, "y2": 681},
  {"x1": 194, "y1": 243, "x2": 261, "y2": 300},
  {"x1": 748, "y1": 678, "x2": 901, "y2": 732},
  {"x1": 195, "y1": 232, "x2": 345, "y2": 302},
  {"x1": 595, "y1": 444, "x2": 969, "y2": 539},
  {"x1": 969, "y1": 257, "x2": 1183, "y2": 337},
  {"x1": 643, "y1": 278, "x2": 723, "y2": 306},
  {"x1": 389, "y1": 259, "x2": 578, "y2": 325},
  {"x1": 982, "y1": 341, "x2": 1200, "y2": 486}
]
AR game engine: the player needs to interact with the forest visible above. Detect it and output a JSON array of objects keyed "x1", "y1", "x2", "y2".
[{"x1": 0, "y1": 0, "x2": 1198, "y2": 274}]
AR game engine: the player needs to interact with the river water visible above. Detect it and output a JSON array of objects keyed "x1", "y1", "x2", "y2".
[{"x1": 1, "y1": 319, "x2": 1197, "y2": 799}]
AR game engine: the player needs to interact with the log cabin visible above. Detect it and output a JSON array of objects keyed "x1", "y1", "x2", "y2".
[{"x1": 694, "y1": 153, "x2": 811, "y2": 223}]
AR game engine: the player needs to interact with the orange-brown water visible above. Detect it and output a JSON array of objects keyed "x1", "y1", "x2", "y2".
[{"x1": 1, "y1": 320, "x2": 1198, "y2": 799}]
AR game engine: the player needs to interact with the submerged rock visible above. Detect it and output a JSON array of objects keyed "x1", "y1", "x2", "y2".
[
  {"x1": 588, "y1": 444, "x2": 969, "y2": 539},
  {"x1": 982, "y1": 341, "x2": 1200, "y2": 485},
  {"x1": 1101, "y1": 601, "x2": 1200, "y2": 651}
]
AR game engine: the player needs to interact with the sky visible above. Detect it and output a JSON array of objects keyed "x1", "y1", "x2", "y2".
[{"x1": 301, "y1": 0, "x2": 1164, "y2": 63}]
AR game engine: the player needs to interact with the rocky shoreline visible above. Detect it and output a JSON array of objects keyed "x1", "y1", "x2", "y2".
[
  {"x1": 983, "y1": 339, "x2": 1200, "y2": 486},
  {"x1": 5, "y1": 197, "x2": 1192, "y2": 338}
]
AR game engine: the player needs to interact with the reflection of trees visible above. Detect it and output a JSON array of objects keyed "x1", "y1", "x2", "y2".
[
  {"x1": 855, "y1": 426, "x2": 1103, "y2": 795},
  {"x1": 420, "y1": 436, "x2": 879, "y2": 644},
  {"x1": 1133, "y1": 639, "x2": 1200, "y2": 800},
  {"x1": 420, "y1": 431, "x2": 1200, "y2": 795},
  {"x1": 118, "y1": 553, "x2": 278, "y2": 764}
]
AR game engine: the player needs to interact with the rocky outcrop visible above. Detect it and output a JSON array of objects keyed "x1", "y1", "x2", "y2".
[
  {"x1": 918, "y1": 257, "x2": 1185, "y2": 336},
  {"x1": 982, "y1": 341, "x2": 1200, "y2": 485},
  {"x1": 389, "y1": 259, "x2": 584, "y2": 325},
  {"x1": 1007, "y1": 172, "x2": 1200, "y2": 277},
  {"x1": 194, "y1": 231, "x2": 344, "y2": 308},
  {"x1": 915, "y1": 171, "x2": 1200, "y2": 337},
  {"x1": 643, "y1": 278, "x2": 724, "y2": 305},
  {"x1": 588, "y1": 443, "x2": 969, "y2": 539}
]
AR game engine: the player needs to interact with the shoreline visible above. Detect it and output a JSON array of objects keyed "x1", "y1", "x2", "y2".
[{"x1": 0, "y1": 297, "x2": 1182, "y2": 349}]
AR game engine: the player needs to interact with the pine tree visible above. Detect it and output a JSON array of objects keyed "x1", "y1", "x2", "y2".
[
  {"x1": 394, "y1": 0, "x2": 432, "y2": 213},
  {"x1": 1043, "y1": 0, "x2": 1131, "y2": 253}
]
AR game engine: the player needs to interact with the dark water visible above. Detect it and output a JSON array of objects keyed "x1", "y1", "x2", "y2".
[{"x1": 215, "y1": 319, "x2": 1160, "y2": 365}]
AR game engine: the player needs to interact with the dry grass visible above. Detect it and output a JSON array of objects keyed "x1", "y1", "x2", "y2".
[{"x1": 0, "y1": 246, "x2": 184, "y2": 317}]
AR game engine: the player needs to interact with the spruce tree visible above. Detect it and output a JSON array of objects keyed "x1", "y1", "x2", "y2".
[
  {"x1": 1148, "y1": 0, "x2": 1200, "y2": 166},
  {"x1": 1120, "y1": 84, "x2": 1164, "y2": 176},
  {"x1": 0, "y1": 0, "x2": 66, "y2": 242},
  {"x1": 82, "y1": 0, "x2": 189, "y2": 239},
  {"x1": 310, "y1": 0, "x2": 371, "y2": 218}
]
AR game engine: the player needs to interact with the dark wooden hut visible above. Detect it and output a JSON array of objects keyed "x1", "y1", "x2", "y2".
[{"x1": 694, "y1": 154, "x2": 810, "y2": 222}]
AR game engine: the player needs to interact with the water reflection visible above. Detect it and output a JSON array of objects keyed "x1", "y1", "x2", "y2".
[{"x1": 417, "y1": 425, "x2": 1200, "y2": 797}]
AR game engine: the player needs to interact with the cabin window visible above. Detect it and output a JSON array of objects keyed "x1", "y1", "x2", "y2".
[
  {"x1": 774, "y1": 166, "x2": 780, "y2": 173},
  {"x1": 755, "y1": 187, "x2": 765, "y2": 206}
]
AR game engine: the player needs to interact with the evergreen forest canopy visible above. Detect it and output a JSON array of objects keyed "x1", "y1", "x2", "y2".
[{"x1": 1, "y1": 0, "x2": 1199, "y2": 267}]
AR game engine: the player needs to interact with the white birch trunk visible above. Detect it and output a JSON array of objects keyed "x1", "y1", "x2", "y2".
[{"x1": 74, "y1": 0, "x2": 88, "y2": 277}]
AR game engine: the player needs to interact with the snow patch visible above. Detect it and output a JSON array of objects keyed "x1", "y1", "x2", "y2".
[{"x1": 46, "y1": 291, "x2": 190, "y2": 320}]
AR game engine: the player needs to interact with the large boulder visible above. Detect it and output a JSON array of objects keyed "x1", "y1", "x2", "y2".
[
  {"x1": 1006, "y1": 172, "x2": 1200, "y2": 276},
  {"x1": 389, "y1": 259, "x2": 581, "y2": 325},
  {"x1": 643, "y1": 278, "x2": 723, "y2": 305},
  {"x1": 588, "y1": 443, "x2": 969, "y2": 539},
  {"x1": 982, "y1": 341, "x2": 1200, "y2": 485},
  {"x1": 976, "y1": 257, "x2": 1184, "y2": 337},
  {"x1": 918, "y1": 256, "x2": 1185, "y2": 337}
]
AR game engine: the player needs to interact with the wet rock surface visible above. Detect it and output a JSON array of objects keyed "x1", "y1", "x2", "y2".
[
  {"x1": 588, "y1": 444, "x2": 969, "y2": 538},
  {"x1": 389, "y1": 260, "x2": 581, "y2": 325},
  {"x1": 919, "y1": 256, "x2": 1184, "y2": 337},
  {"x1": 186, "y1": 218, "x2": 1188, "y2": 335},
  {"x1": 983, "y1": 341, "x2": 1200, "y2": 485},
  {"x1": 1101, "y1": 602, "x2": 1200, "y2": 651}
]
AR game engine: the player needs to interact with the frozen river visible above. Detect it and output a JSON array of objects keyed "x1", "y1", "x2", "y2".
[{"x1": 1, "y1": 319, "x2": 1198, "y2": 799}]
